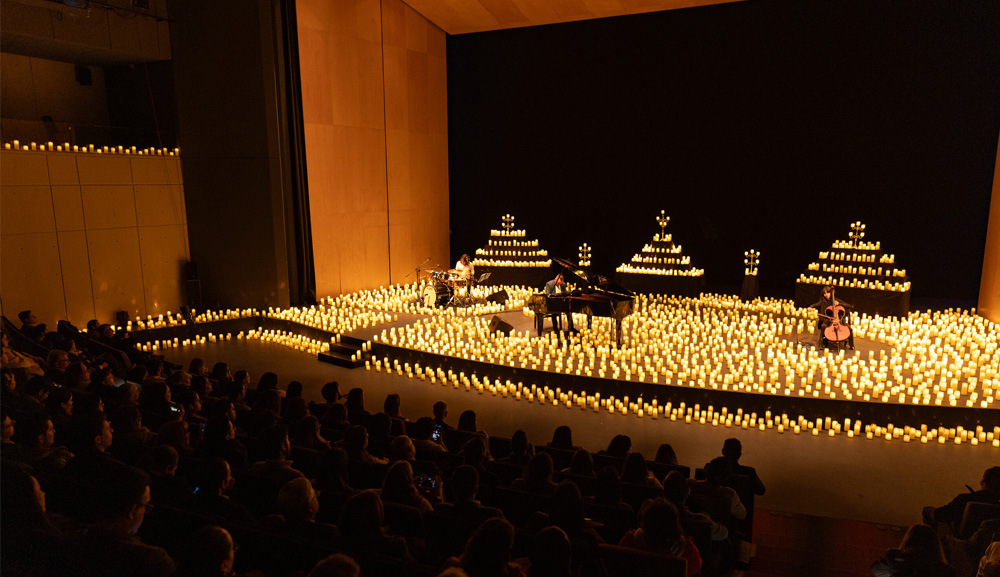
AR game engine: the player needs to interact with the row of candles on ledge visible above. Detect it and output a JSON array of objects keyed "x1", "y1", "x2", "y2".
[
  {"x1": 615, "y1": 264, "x2": 705, "y2": 276},
  {"x1": 819, "y1": 252, "x2": 896, "y2": 264},
  {"x1": 374, "y1": 292, "x2": 997, "y2": 409},
  {"x1": 798, "y1": 274, "x2": 911, "y2": 292},
  {"x1": 640, "y1": 244, "x2": 683, "y2": 254},
  {"x1": 3, "y1": 140, "x2": 179, "y2": 156},
  {"x1": 139, "y1": 328, "x2": 337, "y2": 357},
  {"x1": 473, "y1": 258, "x2": 552, "y2": 268},
  {"x1": 331, "y1": 283, "x2": 533, "y2": 318},
  {"x1": 631, "y1": 256, "x2": 691, "y2": 266},
  {"x1": 486, "y1": 239, "x2": 540, "y2": 247},
  {"x1": 475, "y1": 249, "x2": 549, "y2": 257},
  {"x1": 489, "y1": 229, "x2": 527, "y2": 237},
  {"x1": 807, "y1": 263, "x2": 907, "y2": 277},
  {"x1": 365, "y1": 355, "x2": 998, "y2": 447},
  {"x1": 832, "y1": 240, "x2": 881, "y2": 251}
]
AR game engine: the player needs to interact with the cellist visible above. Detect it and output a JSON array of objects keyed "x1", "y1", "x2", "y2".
[{"x1": 803, "y1": 285, "x2": 855, "y2": 349}]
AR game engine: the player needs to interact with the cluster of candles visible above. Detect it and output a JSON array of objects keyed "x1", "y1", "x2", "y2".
[
  {"x1": 3, "y1": 140, "x2": 179, "y2": 156},
  {"x1": 652, "y1": 234, "x2": 673, "y2": 243},
  {"x1": 365, "y1": 354, "x2": 999, "y2": 447},
  {"x1": 640, "y1": 244, "x2": 683, "y2": 254},
  {"x1": 486, "y1": 239, "x2": 540, "y2": 247},
  {"x1": 141, "y1": 328, "x2": 332, "y2": 356},
  {"x1": 798, "y1": 274, "x2": 911, "y2": 292},
  {"x1": 473, "y1": 258, "x2": 552, "y2": 268},
  {"x1": 489, "y1": 229, "x2": 527, "y2": 237},
  {"x1": 807, "y1": 263, "x2": 907, "y2": 278},
  {"x1": 616, "y1": 264, "x2": 705, "y2": 276},
  {"x1": 476, "y1": 249, "x2": 548, "y2": 257},
  {"x1": 371, "y1": 293, "x2": 997, "y2": 411},
  {"x1": 818, "y1": 251, "x2": 895, "y2": 264},
  {"x1": 632, "y1": 256, "x2": 691, "y2": 265},
  {"x1": 833, "y1": 240, "x2": 881, "y2": 251}
]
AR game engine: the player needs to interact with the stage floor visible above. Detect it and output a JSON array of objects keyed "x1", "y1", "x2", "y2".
[{"x1": 162, "y1": 337, "x2": 993, "y2": 528}]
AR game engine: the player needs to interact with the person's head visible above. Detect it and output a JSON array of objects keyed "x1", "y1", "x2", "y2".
[
  {"x1": 308, "y1": 553, "x2": 360, "y2": 577},
  {"x1": 654, "y1": 443, "x2": 678, "y2": 466},
  {"x1": 139, "y1": 444, "x2": 180, "y2": 477},
  {"x1": 822, "y1": 285, "x2": 834, "y2": 299},
  {"x1": 188, "y1": 358, "x2": 206, "y2": 376},
  {"x1": 126, "y1": 365, "x2": 149, "y2": 385},
  {"x1": 99, "y1": 324, "x2": 115, "y2": 340},
  {"x1": 1, "y1": 407, "x2": 15, "y2": 443},
  {"x1": 605, "y1": 434, "x2": 632, "y2": 457},
  {"x1": 210, "y1": 362, "x2": 231, "y2": 382},
  {"x1": 661, "y1": 471, "x2": 690, "y2": 506},
  {"x1": 704, "y1": 456, "x2": 733, "y2": 486},
  {"x1": 205, "y1": 415, "x2": 236, "y2": 445},
  {"x1": 637, "y1": 498, "x2": 682, "y2": 544},
  {"x1": 549, "y1": 480, "x2": 586, "y2": 531},
  {"x1": 73, "y1": 410, "x2": 113, "y2": 452},
  {"x1": 345, "y1": 388, "x2": 365, "y2": 411},
  {"x1": 24, "y1": 375, "x2": 52, "y2": 402},
  {"x1": 253, "y1": 388, "x2": 282, "y2": 413},
  {"x1": 118, "y1": 381, "x2": 140, "y2": 406},
  {"x1": 722, "y1": 438, "x2": 743, "y2": 462},
  {"x1": 65, "y1": 362, "x2": 90, "y2": 388},
  {"x1": 15, "y1": 415, "x2": 55, "y2": 450},
  {"x1": 1, "y1": 465, "x2": 49, "y2": 533},
  {"x1": 316, "y1": 448, "x2": 351, "y2": 492},
  {"x1": 390, "y1": 435, "x2": 416, "y2": 462},
  {"x1": 90, "y1": 366, "x2": 115, "y2": 389},
  {"x1": 284, "y1": 397, "x2": 309, "y2": 424},
  {"x1": 176, "y1": 389, "x2": 203, "y2": 416},
  {"x1": 86, "y1": 319, "x2": 100, "y2": 333},
  {"x1": 211, "y1": 399, "x2": 237, "y2": 423},
  {"x1": 510, "y1": 429, "x2": 529, "y2": 454},
  {"x1": 531, "y1": 526, "x2": 572, "y2": 577},
  {"x1": 74, "y1": 391, "x2": 105, "y2": 415},
  {"x1": 324, "y1": 402, "x2": 348, "y2": 423},
  {"x1": 594, "y1": 466, "x2": 623, "y2": 504},
  {"x1": 259, "y1": 424, "x2": 291, "y2": 460},
  {"x1": 461, "y1": 435, "x2": 488, "y2": 467},
  {"x1": 110, "y1": 404, "x2": 143, "y2": 435},
  {"x1": 278, "y1": 477, "x2": 320, "y2": 522},
  {"x1": 982, "y1": 467, "x2": 1000, "y2": 492},
  {"x1": 18, "y1": 310, "x2": 37, "y2": 326},
  {"x1": 46, "y1": 349, "x2": 70, "y2": 372},
  {"x1": 292, "y1": 416, "x2": 326, "y2": 449},
  {"x1": 554, "y1": 273, "x2": 564, "y2": 285},
  {"x1": 320, "y1": 381, "x2": 341, "y2": 403},
  {"x1": 899, "y1": 523, "x2": 947, "y2": 563},
  {"x1": 46, "y1": 386, "x2": 74, "y2": 416},
  {"x1": 458, "y1": 409, "x2": 477, "y2": 432},
  {"x1": 140, "y1": 381, "x2": 171, "y2": 408},
  {"x1": 224, "y1": 380, "x2": 246, "y2": 403},
  {"x1": 524, "y1": 452, "x2": 554, "y2": 484},
  {"x1": 202, "y1": 457, "x2": 235, "y2": 494},
  {"x1": 451, "y1": 465, "x2": 480, "y2": 502},
  {"x1": 93, "y1": 464, "x2": 151, "y2": 535},
  {"x1": 190, "y1": 375, "x2": 212, "y2": 398},
  {"x1": 569, "y1": 449, "x2": 594, "y2": 476},
  {"x1": 180, "y1": 525, "x2": 236, "y2": 577},
  {"x1": 166, "y1": 369, "x2": 191, "y2": 389},
  {"x1": 232, "y1": 370, "x2": 250, "y2": 387},
  {"x1": 461, "y1": 517, "x2": 516, "y2": 577},
  {"x1": 460, "y1": 254, "x2": 470, "y2": 265},
  {"x1": 286, "y1": 380, "x2": 303, "y2": 399},
  {"x1": 550, "y1": 425, "x2": 574, "y2": 449},
  {"x1": 432, "y1": 400, "x2": 448, "y2": 421},
  {"x1": 382, "y1": 461, "x2": 420, "y2": 506},
  {"x1": 383, "y1": 393, "x2": 402, "y2": 417},
  {"x1": 157, "y1": 420, "x2": 191, "y2": 452},
  {"x1": 146, "y1": 358, "x2": 164, "y2": 378},
  {"x1": 621, "y1": 452, "x2": 650, "y2": 484},
  {"x1": 411, "y1": 416, "x2": 435, "y2": 441},
  {"x1": 339, "y1": 490, "x2": 385, "y2": 540},
  {"x1": 256, "y1": 372, "x2": 279, "y2": 391}
]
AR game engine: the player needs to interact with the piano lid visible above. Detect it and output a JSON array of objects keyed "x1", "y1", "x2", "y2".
[{"x1": 552, "y1": 257, "x2": 635, "y2": 298}]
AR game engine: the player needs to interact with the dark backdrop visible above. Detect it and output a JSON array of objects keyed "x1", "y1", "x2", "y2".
[{"x1": 446, "y1": 0, "x2": 1000, "y2": 304}]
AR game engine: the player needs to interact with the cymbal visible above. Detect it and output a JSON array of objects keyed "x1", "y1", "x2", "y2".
[{"x1": 448, "y1": 269, "x2": 460, "y2": 273}]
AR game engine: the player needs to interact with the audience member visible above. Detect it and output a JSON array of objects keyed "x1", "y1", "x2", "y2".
[
  {"x1": 871, "y1": 523, "x2": 955, "y2": 577},
  {"x1": 314, "y1": 448, "x2": 355, "y2": 524},
  {"x1": 338, "y1": 490, "x2": 411, "y2": 561},
  {"x1": 18, "y1": 309, "x2": 47, "y2": 342},
  {"x1": 602, "y1": 434, "x2": 632, "y2": 458},
  {"x1": 138, "y1": 444, "x2": 193, "y2": 504},
  {"x1": 621, "y1": 452, "x2": 662, "y2": 488},
  {"x1": 381, "y1": 460, "x2": 436, "y2": 511},
  {"x1": 108, "y1": 404, "x2": 153, "y2": 464},
  {"x1": 411, "y1": 416, "x2": 446, "y2": 454},
  {"x1": 455, "y1": 517, "x2": 525, "y2": 577},
  {"x1": 188, "y1": 358, "x2": 207, "y2": 378},
  {"x1": 512, "y1": 453, "x2": 558, "y2": 496},
  {"x1": 345, "y1": 388, "x2": 371, "y2": 426},
  {"x1": 592, "y1": 466, "x2": 630, "y2": 511},
  {"x1": 438, "y1": 465, "x2": 504, "y2": 523},
  {"x1": 320, "y1": 402, "x2": 350, "y2": 442},
  {"x1": 343, "y1": 424, "x2": 388, "y2": 465},
  {"x1": 662, "y1": 471, "x2": 728, "y2": 541},
  {"x1": 1, "y1": 332, "x2": 44, "y2": 376},
  {"x1": 461, "y1": 435, "x2": 500, "y2": 487},
  {"x1": 308, "y1": 553, "x2": 360, "y2": 577},
  {"x1": 565, "y1": 448, "x2": 595, "y2": 477},
  {"x1": 188, "y1": 457, "x2": 257, "y2": 525},
  {"x1": 176, "y1": 525, "x2": 237, "y2": 577},
  {"x1": 247, "y1": 424, "x2": 305, "y2": 487},
  {"x1": 278, "y1": 477, "x2": 339, "y2": 542},
  {"x1": 618, "y1": 497, "x2": 702, "y2": 576},
  {"x1": 923, "y1": 467, "x2": 1000, "y2": 527},
  {"x1": 548, "y1": 425, "x2": 581, "y2": 451},
  {"x1": 293, "y1": 415, "x2": 332, "y2": 452},
  {"x1": 433, "y1": 400, "x2": 453, "y2": 430},
  {"x1": 499, "y1": 429, "x2": 533, "y2": 467},
  {"x1": 654, "y1": 443, "x2": 678, "y2": 466},
  {"x1": 1, "y1": 464, "x2": 63, "y2": 574},
  {"x1": 201, "y1": 415, "x2": 249, "y2": 473},
  {"x1": 529, "y1": 526, "x2": 572, "y2": 577},
  {"x1": 721, "y1": 438, "x2": 765, "y2": 495},
  {"x1": 688, "y1": 456, "x2": 746, "y2": 522}
]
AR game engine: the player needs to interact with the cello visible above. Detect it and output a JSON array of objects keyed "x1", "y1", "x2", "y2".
[{"x1": 822, "y1": 289, "x2": 851, "y2": 349}]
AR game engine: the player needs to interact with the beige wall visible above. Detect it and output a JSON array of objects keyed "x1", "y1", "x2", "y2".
[
  {"x1": 979, "y1": 133, "x2": 1000, "y2": 324},
  {"x1": 1, "y1": 149, "x2": 189, "y2": 327},
  {"x1": 297, "y1": 0, "x2": 449, "y2": 297}
]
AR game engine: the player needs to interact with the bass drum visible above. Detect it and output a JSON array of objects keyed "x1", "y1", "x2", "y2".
[{"x1": 422, "y1": 283, "x2": 452, "y2": 307}]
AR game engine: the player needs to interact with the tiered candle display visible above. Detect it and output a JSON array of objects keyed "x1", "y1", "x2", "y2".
[
  {"x1": 798, "y1": 222, "x2": 910, "y2": 292},
  {"x1": 2, "y1": 139, "x2": 179, "y2": 156},
  {"x1": 616, "y1": 211, "x2": 704, "y2": 277},
  {"x1": 473, "y1": 214, "x2": 551, "y2": 269}
]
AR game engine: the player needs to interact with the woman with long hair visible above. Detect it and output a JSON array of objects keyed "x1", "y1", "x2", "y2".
[
  {"x1": 618, "y1": 497, "x2": 701, "y2": 576},
  {"x1": 871, "y1": 523, "x2": 955, "y2": 577},
  {"x1": 620, "y1": 452, "x2": 662, "y2": 488}
]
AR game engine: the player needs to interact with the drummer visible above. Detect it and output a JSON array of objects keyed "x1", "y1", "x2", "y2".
[{"x1": 454, "y1": 254, "x2": 474, "y2": 280}]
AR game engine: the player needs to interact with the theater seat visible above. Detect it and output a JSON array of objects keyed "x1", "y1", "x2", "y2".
[{"x1": 597, "y1": 544, "x2": 687, "y2": 577}]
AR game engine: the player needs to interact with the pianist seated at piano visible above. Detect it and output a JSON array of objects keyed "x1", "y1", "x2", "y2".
[{"x1": 543, "y1": 273, "x2": 575, "y2": 331}]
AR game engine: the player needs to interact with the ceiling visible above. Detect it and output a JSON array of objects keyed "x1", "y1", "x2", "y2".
[{"x1": 401, "y1": 0, "x2": 742, "y2": 35}]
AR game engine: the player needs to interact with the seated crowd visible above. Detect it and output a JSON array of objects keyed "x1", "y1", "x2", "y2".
[{"x1": 1, "y1": 311, "x2": 997, "y2": 577}]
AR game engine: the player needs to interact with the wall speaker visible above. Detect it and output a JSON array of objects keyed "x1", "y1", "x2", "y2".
[
  {"x1": 486, "y1": 289, "x2": 508, "y2": 305},
  {"x1": 488, "y1": 315, "x2": 513, "y2": 336}
]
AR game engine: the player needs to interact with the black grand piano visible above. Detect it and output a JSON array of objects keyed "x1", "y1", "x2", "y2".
[{"x1": 528, "y1": 258, "x2": 636, "y2": 346}]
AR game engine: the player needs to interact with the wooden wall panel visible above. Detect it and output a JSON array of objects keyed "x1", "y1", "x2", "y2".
[
  {"x1": 979, "y1": 133, "x2": 1000, "y2": 324},
  {"x1": 0, "y1": 150, "x2": 190, "y2": 327}
]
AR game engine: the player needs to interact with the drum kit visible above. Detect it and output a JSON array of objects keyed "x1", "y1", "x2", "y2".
[{"x1": 408, "y1": 259, "x2": 491, "y2": 308}]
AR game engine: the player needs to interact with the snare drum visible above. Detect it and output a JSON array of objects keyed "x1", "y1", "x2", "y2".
[{"x1": 421, "y1": 283, "x2": 452, "y2": 307}]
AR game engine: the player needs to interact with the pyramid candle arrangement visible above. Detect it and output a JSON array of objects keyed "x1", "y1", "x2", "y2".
[
  {"x1": 473, "y1": 214, "x2": 552, "y2": 286},
  {"x1": 615, "y1": 210, "x2": 705, "y2": 296},
  {"x1": 795, "y1": 222, "x2": 911, "y2": 317}
]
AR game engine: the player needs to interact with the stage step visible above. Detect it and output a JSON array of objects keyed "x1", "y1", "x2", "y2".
[{"x1": 317, "y1": 335, "x2": 370, "y2": 369}]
